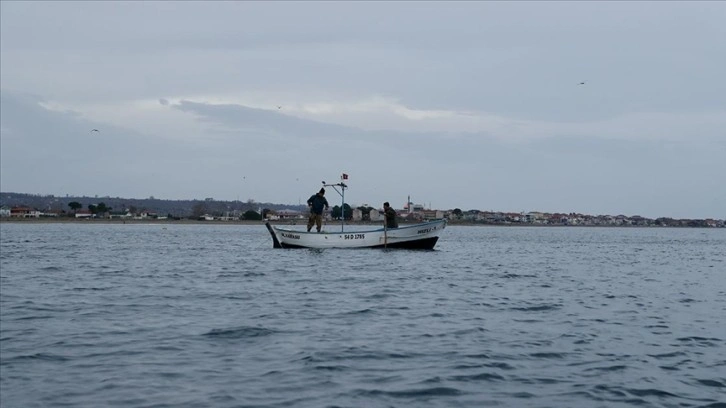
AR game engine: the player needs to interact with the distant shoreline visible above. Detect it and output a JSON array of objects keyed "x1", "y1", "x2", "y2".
[
  {"x1": 0, "y1": 218, "x2": 718, "y2": 228},
  {"x1": 0, "y1": 218, "x2": 262, "y2": 225}
]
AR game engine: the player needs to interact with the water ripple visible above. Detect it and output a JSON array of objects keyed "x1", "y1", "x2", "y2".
[
  {"x1": 203, "y1": 326, "x2": 277, "y2": 339},
  {"x1": 2, "y1": 223, "x2": 725, "y2": 408},
  {"x1": 359, "y1": 386, "x2": 463, "y2": 398}
]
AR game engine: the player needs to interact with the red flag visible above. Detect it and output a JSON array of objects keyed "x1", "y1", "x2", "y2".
[{"x1": 342, "y1": 173, "x2": 349, "y2": 180}]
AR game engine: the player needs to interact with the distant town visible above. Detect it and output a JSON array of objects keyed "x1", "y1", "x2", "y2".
[{"x1": 0, "y1": 192, "x2": 723, "y2": 228}]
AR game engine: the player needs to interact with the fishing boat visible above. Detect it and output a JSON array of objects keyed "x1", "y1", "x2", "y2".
[
  {"x1": 264, "y1": 175, "x2": 446, "y2": 249},
  {"x1": 265, "y1": 218, "x2": 446, "y2": 249}
]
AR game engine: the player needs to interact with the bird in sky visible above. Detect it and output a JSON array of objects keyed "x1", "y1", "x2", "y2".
[
  {"x1": 578, "y1": 81, "x2": 586, "y2": 85},
  {"x1": 90, "y1": 129, "x2": 100, "y2": 133},
  {"x1": 277, "y1": 105, "x2": 282, "y2": 110}
]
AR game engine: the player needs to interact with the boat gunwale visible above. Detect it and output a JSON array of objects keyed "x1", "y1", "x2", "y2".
[
  {"x1": 277, "y1": 236, "x2": 440, "y2": 250},
  {"x1": 269, "y1": 219, "x2": 446, "y2": 235}
]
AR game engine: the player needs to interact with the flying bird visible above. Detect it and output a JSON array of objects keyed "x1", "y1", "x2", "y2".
[
  {"x1": 578, "y1": 81, "x2": 586, "y2": 85},
  {"x1": 277, "y1": 105, "x2": 282, "y2": 110},
  {"x1": 90, "y1": 129, "x2": 100, "y2": 133}
]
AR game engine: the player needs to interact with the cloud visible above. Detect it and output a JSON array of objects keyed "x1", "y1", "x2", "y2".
[
  {"x1": 2, "y1": 91, "x2": 724, "y2": 218},
  {"x1": 19, "y1": 90, "x2": 726, "y2": 146}
]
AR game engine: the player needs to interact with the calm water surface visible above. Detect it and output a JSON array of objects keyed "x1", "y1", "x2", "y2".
[{"x1": 1, "y1": 223, "x2": 725, "y2": 407}]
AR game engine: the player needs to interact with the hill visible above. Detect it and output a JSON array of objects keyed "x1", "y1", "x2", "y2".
[{"x1": 0, "y1": 192, "x2": 307, "y2": 218}]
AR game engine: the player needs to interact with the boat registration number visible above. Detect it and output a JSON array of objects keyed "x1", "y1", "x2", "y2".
[{"x1": 344, "y1": 234, "x2": 365, "y2": 240}]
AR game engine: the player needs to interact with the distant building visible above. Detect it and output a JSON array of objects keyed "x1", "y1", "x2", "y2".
[
  {"x1": 218, "y1": 213, "x2": 236, "y2": 221},
  {"x1": 524, "y1": 212, "x2": 545, "y2": 223},
  {"x1": 10, "y1": 207, "x2": 40, "y2": 218},
  {"x1": 370, "y1": 209, "x2": 381, "y2": 221},
  {"x1": 75, "y1": 209, "x2": 93, "y2": 218},
  {"x1": 277, "y1": 209, "x2": 304, "y2": 219},
  {"x1": 403, "y1": 195, "x2": 426, "y2": 214},
  {"x1": 138, "y1": 210, "x2": 157, "y2": 219},
  {"x1": 421, "y1": 209, "x2": 444, "y2": 220},
  {"x1": 42, "y1": 209, "x2": 63, "y2": 217},
  {"x1": 352, "y1": 208, "x2": 362, "y2": 221}
]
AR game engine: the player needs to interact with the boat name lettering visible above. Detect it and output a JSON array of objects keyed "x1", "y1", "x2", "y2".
[
  {"x1": 344, "y1": 234, "x2": 365, "y2": 240},
  {"x1": 281, "y1": 232, "x2": 300, "y2": 239},
  {"x1": 418, "y1": 227, "x2": 432, "y2": 234}
]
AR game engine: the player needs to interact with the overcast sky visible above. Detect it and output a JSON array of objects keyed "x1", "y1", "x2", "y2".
[{"x1": 1, "y1": 1, "x2": 725, "y2": 219}]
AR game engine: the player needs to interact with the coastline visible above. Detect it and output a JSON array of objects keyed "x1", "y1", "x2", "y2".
[
  {"x1": 0, "y1": 218, "x2": 715, "y2": 228},
  {"x1": 0, "y1": 218, "x2": 263, "y2": 225}
]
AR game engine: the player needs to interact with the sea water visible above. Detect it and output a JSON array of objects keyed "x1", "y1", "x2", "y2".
[{"x1": 1, "y1": 223, "x2": 724, "y2": 408}]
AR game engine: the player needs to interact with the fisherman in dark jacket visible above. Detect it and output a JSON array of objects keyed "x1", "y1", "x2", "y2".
[
  {"x1": 307, "y1": 188, "x2": 329, "y2": 232},
  {"x1": 382, "y1": 202, "x2": 398, "y2": 228}
]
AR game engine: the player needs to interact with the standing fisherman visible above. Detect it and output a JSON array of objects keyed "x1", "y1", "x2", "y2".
[{"x1": 307, "y1": 188, "x2": 329, "y2": 232}]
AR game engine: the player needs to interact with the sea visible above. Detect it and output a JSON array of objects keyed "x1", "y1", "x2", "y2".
[{"x1": 0, "y1": 222, "x2": 724, "y2": 408}]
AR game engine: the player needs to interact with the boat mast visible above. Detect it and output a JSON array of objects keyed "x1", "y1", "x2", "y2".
[{"x1": 323, "y1": 176, "x2": 348, "y2": 232}]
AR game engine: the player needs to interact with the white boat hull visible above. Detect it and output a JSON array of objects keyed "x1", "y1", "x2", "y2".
[{"x1": 265, "y1": 219, "x2": 446, "y2": 249}]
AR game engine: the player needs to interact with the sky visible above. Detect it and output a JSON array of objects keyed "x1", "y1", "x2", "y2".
[{"x1": 1, "y1": 1, "x2": 725, "y2": 219}]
